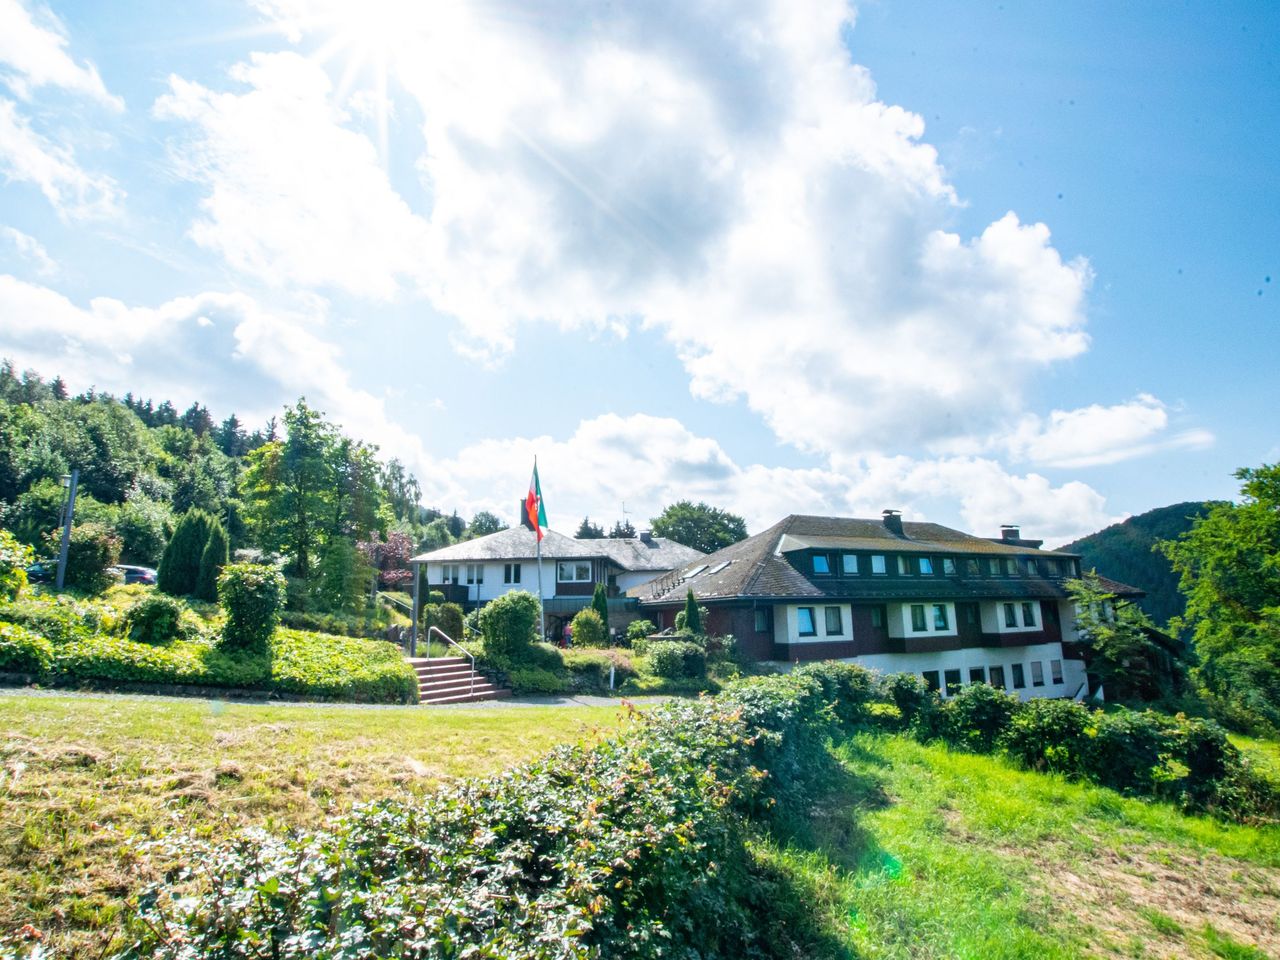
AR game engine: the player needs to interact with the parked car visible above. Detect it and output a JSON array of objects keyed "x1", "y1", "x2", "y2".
[
  {"x1": 111, "y1": 565, "x2": 158, "y2": 585},
  {"x1": 25, "y1": 561, "x2": 54, "y2": 584}
]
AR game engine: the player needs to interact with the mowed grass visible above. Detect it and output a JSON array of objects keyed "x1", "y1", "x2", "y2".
[
  {"x1": 771, "y1": 732, "x2": 1280, "y2": 960},
  {"x1": 0, "y1": 691, "x2": 630, "y2": 957}
]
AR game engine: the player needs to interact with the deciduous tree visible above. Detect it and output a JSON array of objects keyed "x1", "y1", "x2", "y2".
[{"x1": 651, "y1": 501, "x2": 747, "y2": 554}]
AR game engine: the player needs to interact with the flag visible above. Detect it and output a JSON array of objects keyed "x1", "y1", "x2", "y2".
[{"x1": 525, "y1": 460, "x2": 548, "y2": 541}]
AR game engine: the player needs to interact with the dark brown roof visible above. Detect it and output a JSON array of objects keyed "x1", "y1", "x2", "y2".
[{"x1": 631, "y1": 514, "x2": 1143, "y2": 605}]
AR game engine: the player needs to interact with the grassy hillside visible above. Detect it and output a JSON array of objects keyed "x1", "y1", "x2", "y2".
[
  {"x1": 778, "y1": 732, "x2": 1280, "y2": 959},
  {"x1": 1057, "y1": 501, "x2": 1217, "y2": 628},
  {"x1": 0, "y1": 693, "x2": 627, "y2": 958}
]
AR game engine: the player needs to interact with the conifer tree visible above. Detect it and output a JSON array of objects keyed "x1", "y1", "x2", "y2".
[
  {"x1": 158, "y1": 509, "x2": 213, "y2": 596},
  {"x1": 592, "y1": 581, "x2": 610, "y2": 635},
  {"x1": 682, "y1": 588, "x2": 702, "y2": 634},
  {"x1": 195, "y1": 518, "x2": 230, "y2": 602}
]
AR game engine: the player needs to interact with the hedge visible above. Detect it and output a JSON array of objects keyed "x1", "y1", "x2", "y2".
[
  {"x1": 269, "y1": 628, "x2": 417, "y2": 704},
  {"x1": 0, "y1": 621, "x2": 53, "y2": 675},
  {"x1": 646, "y1": 639, "x2": 706, "y2": 679}
]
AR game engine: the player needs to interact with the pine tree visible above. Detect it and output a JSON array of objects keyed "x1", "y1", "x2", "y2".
[
  {"x1": 682, "y1": 588, "x2": 702, "y2": 634},
  {"x1": 592, "y1": 581, "x2": 610, "y2": 635},
  {"x1": 157, "y1": 509, "x2": 213, "y2": 596},
  {"x1": 195, "y1": 518, "x2": 230, "y2": 602}
]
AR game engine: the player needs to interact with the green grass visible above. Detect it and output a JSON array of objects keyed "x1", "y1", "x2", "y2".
[
  {"x1": 0, "y1": 691, "x2": 629, "y2": 956},
  {"x1": 769, "y1": 731, "x2": 1280, "y2": 959}
]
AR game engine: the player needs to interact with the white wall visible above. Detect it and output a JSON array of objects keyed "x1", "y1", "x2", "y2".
[
  {"x1": 979, "y1": 599, "x2": 1042, "y2": 635},
  {"x1": 850, "y1": 641, "x2": 1083, "y2": 701},
  {"x1": 886, "y1": 601, "x2": 957, "y2": 639},
  {"x1": 774, "y1": 603, "x2": 853, "y2": 644},
  {"x1": 616, "y1": 570, "x2": 661, "y2": 591},
  {"x1": 423, "y1": 560, "x2": 557, "y2": 602}
]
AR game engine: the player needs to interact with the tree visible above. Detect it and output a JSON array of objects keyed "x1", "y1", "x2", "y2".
[
  {"x1": 1160, "y1": 463, "x2": 1280, "y2": 731},
  {"x1": 469, "y1": 510, "x2": 507, "y2": 538},
  {"x1": 0, "y1": 529, "x2": 32, "y2": 601},
  {"x1": 650, "y1": 501, "x2": 747, "y2": 554},
  {"x1": 576, "y1": 516, "x2": 605, "y2": 539},
  {"x1": 60, "y1": 522, "x2": 121, "y2": 594},
  {"x1": 570, "y1": 607, "x2": 607, "y2": 648},
  {"x1": 218, "y1": 563, "x2": 286, "y2": 655},
  {"x1": 591, "y1": 582, "x2": 610, "y2": 633},
  {"x1": 608, "y1": 518, "x2": 636, "y2": 538},
  {"x1": 681, "y1": 589, "x2": 702, "y2": 634},
  {"x1": 157, "y1": 509, "x2": 213, "y2": 596},
  {"x1": 1066, "y1": 573, "x2": 1185, "y2": 701},
  {"x1": 195, "y1": 518, "x2": 230, "y2": 602},
  {"x1": 477, "y1": 590, "x2": 540, "y2": 664},
  {"x1": 419, "y1": 517, "x2": 454, "y2": 552}
]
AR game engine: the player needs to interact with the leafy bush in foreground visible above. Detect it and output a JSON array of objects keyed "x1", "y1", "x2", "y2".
[
  {"x1": 478, "y1": 589, "x2": 540, "y2": 663},
  {"x1": 939, "y1": 682, "x2": 1019, "y2": 753},
  {"x1": 218, "y1": 562, "x2": 285, "y2": 654},
  {"x1": 646, "y1": 639, "x2": 706, "y2": 679},
  {"x1": 60, "y1": 521, "x2": 121, "y2": 594},
  {"x1": 126, "y1": 593, "x2": 185, "y2": 645},
  {"x1": 269, "y1": 628, "x2": 417, "y2": 703},
  {"x1": 0, "y1": 621, "x2": 53, "y2": 674},
  {"x1": 569, "y1": 606, "x2": 607, "y2": 648},
  {"x1": 0, "y1": 529, "x2": 32, "y2": 601}
]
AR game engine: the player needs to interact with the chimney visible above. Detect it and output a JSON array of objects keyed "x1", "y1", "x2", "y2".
[
  {"x1": 1000, "y1": 524, "x2": 1020, "y2": 541},
  {"x1": 882, "y1": 509, "x2": 904, "y2": 537},
  {"x1": 518, "y1": 500, "x2": 534, "y2": 531},
  {"x1": 639, "y1": 529, "x2": 654, "y2": 544}
]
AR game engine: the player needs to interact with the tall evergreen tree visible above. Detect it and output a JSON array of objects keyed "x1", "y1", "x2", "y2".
[
  {"x1": 682, "y1": 589, "x2": 702, "y2": 634},
  {"x1": 195, "y1": 518, "x2": 230, "y2": 602},
  {"x1": 158, "y1": 509, "x2": 213, "y2": 596},
  {"x1": 592, "y1": 581, "x2": 610, "y2": 634},
  {"x1": 576, "y1": 516, "x2": 605, "y2": 539}
]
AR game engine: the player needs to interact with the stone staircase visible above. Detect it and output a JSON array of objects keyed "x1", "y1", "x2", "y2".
[{"x1": 408, "y1": 656, "x2": 512, "y2": 705}]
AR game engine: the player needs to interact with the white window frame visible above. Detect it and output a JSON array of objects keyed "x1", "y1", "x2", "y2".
[
  {"x1": 441, "y1": 563, "x2": 460, "y2": 585},
  {"x1": 504, "y1": 563, "x2": 521, "y2": 584},
  {"x1": 824, "y1": 606, "x2": 844, "y2": 636},
  {"x1": 1050, "y1": 659, "x2": 1064, "y2": 684},
  {"x1": 919, "y1": 557, "x2": 934, "y2": 575},
  {"x1": 557, "y1": 561, "x2": 592, "y2": 583},
  {"x1": 1020, "y1": 601, "x2": 1037, "y2": 627},
  {"x1": 871, "y1": 554, "x2": 887, "y2": 575},
  {"x1": 797, "y1": 606, "x2": 817, "y2": 637},
  {"x1": 465, "y1": 563, "x2": 484, "y2": 585},
  {"x1": 841, "y1": 553, "x2": 858, "y2": 575},
  {"x1": 1031, "y1": 661, "x2": 1045, "y2": 687},
  {"x1": 942, "y1": 558, "x2": 956, "y2": 575}
]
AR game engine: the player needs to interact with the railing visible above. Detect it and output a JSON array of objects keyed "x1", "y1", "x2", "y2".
[{"x1": 427, "y1": 625, "x2": 475, "y2": 699}]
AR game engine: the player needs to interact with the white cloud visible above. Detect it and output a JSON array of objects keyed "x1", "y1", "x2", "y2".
[
  {"x1": 153, "y1": 52, "x2": 428, "y2": 300},
  {"x1": 0, "y1": 225, "x2": 55, "y2": 275},
  {"x1": 1007, "y1": 394, "x2": 1214, "y2": 467},
  {"x1": 0, "y1": 97, "x2": 121, "y2": 219},
  {"x1": 0, "y1": 0, "x2": 121, "y2": 108}
]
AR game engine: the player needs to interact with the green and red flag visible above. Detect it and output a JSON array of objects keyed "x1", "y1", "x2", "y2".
[{"x1": 525, "y1": 460, "x2": 548, "y2": 541}]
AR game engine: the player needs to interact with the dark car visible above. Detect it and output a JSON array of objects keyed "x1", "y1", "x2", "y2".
[
  {"x1": 25, "y1": 561, "x2": 54, "y2": 584},
  {"x1": 111, "y1": 565, "x2": 158, "y2": 585}
]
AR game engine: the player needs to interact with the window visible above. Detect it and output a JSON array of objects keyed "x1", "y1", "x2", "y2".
[
  {"x1": 841, "y1": 553, "x2": 858, "y2": 575},
  {"x1": 943, "y1": 558, "x2": 956, "y2": 575},
  {"x1": 989, "y1": 665, "x2": 1007, "y2": 689},
  {"x1": 932, "y1": 604, "x2": 949, "y2": 630},
  {"x1": 557, "y1": 561, "x2": 592, "y2": 582},
  {"x1": 1021, "y1": 602, "x2": 1037, "y2": 627},
  {"x1": 1024, "y1": 558, "x2": 1038, "y2": 577},
  {"x1": 441, "y1": 564, "x2": 460, "y2": 585},
  {"x1": 1050, "y1": 659, "x2": 1064, "y2": 684},
  {"x1": 812, "y1": 554, "x2": 831, "y2": 576},
  {"x1": 1003, "y1": 603, "x2": 1018, "y2": 628},
  {"x1": 919, "y1": 557, "x2": 934, "y2": 575},
  {"x1": 707, "y1": 560, "x2": 731, "y2": 575},
  {"x1": 922, "y1": 670, "x2": 941, "y2": 692},
  {"x1": 824, "y1": 606, "x2": 844, "y2": 635},
  {"x1": 464, "y1": 563, "x2": 484, "y2": 585},
  {"x1": 503, "y1": 563, "x2": 521, "y2": 584},
  {"x1": 797, "y1": 607, "x2": 817, "y2": 637},
  {"x1": 1011, "y1": 663, "x2": 1026, "y2": 689},
  {"x1": 963, "y1": 603, "x2": 979, "y2": 625},
  {"x1": 870, "y1": 606, "x2": 885, "y2": 628},
  {"x1": 910, "y1": 604, "x2": 927, "y2": 631},
  {"x1": 1031, "y1": 661, "x2": 1045, "y2": 687},
  {"x1": 1005, "y1": 558, "x2": 1019, "y2": 576},
  {"x1": 754, "y1": 608, "x2": 770, "y2": 633},
  {"x1": 944, "y1": 669, "x2": 962, "y2": 696},
  {"x1": 966, "y1": 558, "x2": 981, "y2": 576},
  {"x1": 871, "y1": 555, "x2": 887, "y2": 575},
  {"x1": 969, "y1": 666, "x2": 986, "y2": 684},
  {"x1": 988, "y1": 558, "x2": 1002, "y2": 576},
  {"x1": 898, "y1": 556, "x2": 912, "y2": 575}
]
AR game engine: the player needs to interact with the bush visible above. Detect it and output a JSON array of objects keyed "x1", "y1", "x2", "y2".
[
  {"x1": 278, "y1": 609, "x2": 390, "y2": 640},
  {"x1": 0, "y1": 621, "x2": 53, "y2": 675},
  {"x1": 0, "y1": 595, "x2": 99, "y2": 644},
  {"x1": 999, "y1": 698, "x2": 1091, "y2": 775},
  {"x1": 562, "y1": 648, "x2": 637, "y2": 691},
  {"x1": 60, "y1": 522, "x2": 121, "y2": 594},
  {"x1": 0, "y1": 529, "x2": 32, "y2": 601},
  {"x1": 880, "y1": 672, "x2": 941, "y2": 733},
  {"x1": 269, "y1": 629, "x2": 417, "y2": 703},
  {"x1": 939, "y1": 682, "x2": 1019, "y2": 752},
  {"x1": 569, "y1": 607, "x2": 607, "y2": 648},
  {"x1": 505, "y1": 666, "x2": 568, "y2": 695},
  {"x1": 591, "y1": 581, "x2": 609, "y2": 630},
  {"x1": 194, "y1": 519, "x2": 229, "y2": 602},
  {"x1": 477, "y1": 590, "x2": 540, "y2": 664},
  {"x1": 422, "y1": 601, "x2": 465, "y2": 644},
  {"x1": 647, "y1": 640, "x2": 706, "y2": 679},
  {"x1": 157, "y1": 510, "x2": 212, "y2": 596},
  {"x1": 218, "y1": 563, "x2": 285, "y2": 654},
  {"x1": 794, "y1": 661, "x2": 878, "y2": 727},
  {"x1": 674, "y1": 593, "x2": 707, "y2": 634},
  {"x1": 125, "y1": 593, "x2": 185, "y2": 645},
  {"x1": 624, "y1": 618, "x2": 655, "y2": 646}
]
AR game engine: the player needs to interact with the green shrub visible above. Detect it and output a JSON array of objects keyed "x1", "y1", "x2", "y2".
[
  {"x1": 939, "y1": 682, "x2": 1019, "y2": 752},
  {"x1": 125, "y1": 593, "x2": 185, "y2": 645},
  {"x1": 269, "y1": 629, "x2": 417, "y2": 703},
  {"x1": 0, "y1": 595, "x2": 99, "y2": 644},
  {"x1": 647, "y1": 640, "x2": 706, "y2": 679},
  {"x1": 278, "y1": 609, "x2": 390, "y2": 640},
  {"x1": 157, "y1": 510, "x2": 212, "y2": 596},
  {"x1": 194, "y1": 519, "x2": 229, "y2": 602},
  {"x1": 60, "y1": 522, "x2": 121, "y2": 594},
  {"x1": 591, "y1": 581, "x2": 609, "y2": 630},
  {"x1": 794, "y1": 660, "x2": 878, "y2": 727},
  {"x1": 999, "y1": 697, "x2": 1091, "y2": 775},
  {"x1": 477, "y1": 590, "x2": 540, "y2": 664},
  {"x1": 880, "y1": 671, "x2": 941, "y2": 733},
  {"x1": 0, "y1": 621, "x2": 53, "y2": 675},
  {"x1": 505, "y1": 666, "x2": 568, "y2": 695},
  {"x1": 218, "y1": 563, "x2": 286, "y2": 654},
  {"x1": 0, "y1": 529, "x2": 33, "y2": 601},
  {"x1": 422, "y1": 601, "x2": 465, "y2": 643},
  {"x1": 675, "y1": 591, "x2": 706, "y2": 634},
  {"x1": 562, "y1": 648, "x2": 637, "y2": 691},
  {"x1": 569, "y1": 607, "x2": 607, "y2": 647},
  {"x1": 624, "y1": 618, "x2": 655, "y2": 645}
]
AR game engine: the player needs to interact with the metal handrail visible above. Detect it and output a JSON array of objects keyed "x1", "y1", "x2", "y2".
[{"x1": 426, "y1": 625, "x2": 475, "y2": 698}]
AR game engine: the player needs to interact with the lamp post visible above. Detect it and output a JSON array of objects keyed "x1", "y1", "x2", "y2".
[{"x1": 55, "y1": 469, "x2": 79, "y2": 591}]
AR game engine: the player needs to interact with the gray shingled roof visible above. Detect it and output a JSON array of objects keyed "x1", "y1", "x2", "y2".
[
  {"x1": 631, "y1": 514, "x2": 1144, "y2": 605},
  {"x1": 410, "y1": 526, "x2": 704, "y2": 571}
]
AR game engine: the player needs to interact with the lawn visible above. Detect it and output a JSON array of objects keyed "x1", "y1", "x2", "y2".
[
  {"x1": 0, "y1": 691, "x2": 630, "y2": 957},
  {"x1": 772, "y1": 732, "x2": 1280, "y2": 960}
]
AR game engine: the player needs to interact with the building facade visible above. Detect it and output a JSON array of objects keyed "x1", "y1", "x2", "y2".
[{"x1": 632, "y1": 512, "x2": 1141, "y2": 701}]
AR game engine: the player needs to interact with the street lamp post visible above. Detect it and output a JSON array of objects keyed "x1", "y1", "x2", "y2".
[{"x1": 55, "y1": 469, "x2": 79, "y2": 591}]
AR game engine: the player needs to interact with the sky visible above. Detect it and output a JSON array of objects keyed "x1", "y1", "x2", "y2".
[{"x1": 0, "y1": 0, "x2": 1275, "y2": 544}]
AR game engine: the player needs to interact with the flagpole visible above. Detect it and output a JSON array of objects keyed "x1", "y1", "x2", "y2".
[{"x1": 537, "y1": 534, "x2": 545, "y2": 643}]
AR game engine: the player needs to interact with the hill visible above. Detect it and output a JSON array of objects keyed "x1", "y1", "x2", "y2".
[{"x1": 1057, "y1": 501, "x2": 1217, "y2": 628}]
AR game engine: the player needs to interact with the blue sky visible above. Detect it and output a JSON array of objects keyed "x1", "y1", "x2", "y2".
[{"x1": 0, "y1": 0, "x2": 1275, "y2": 542}]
